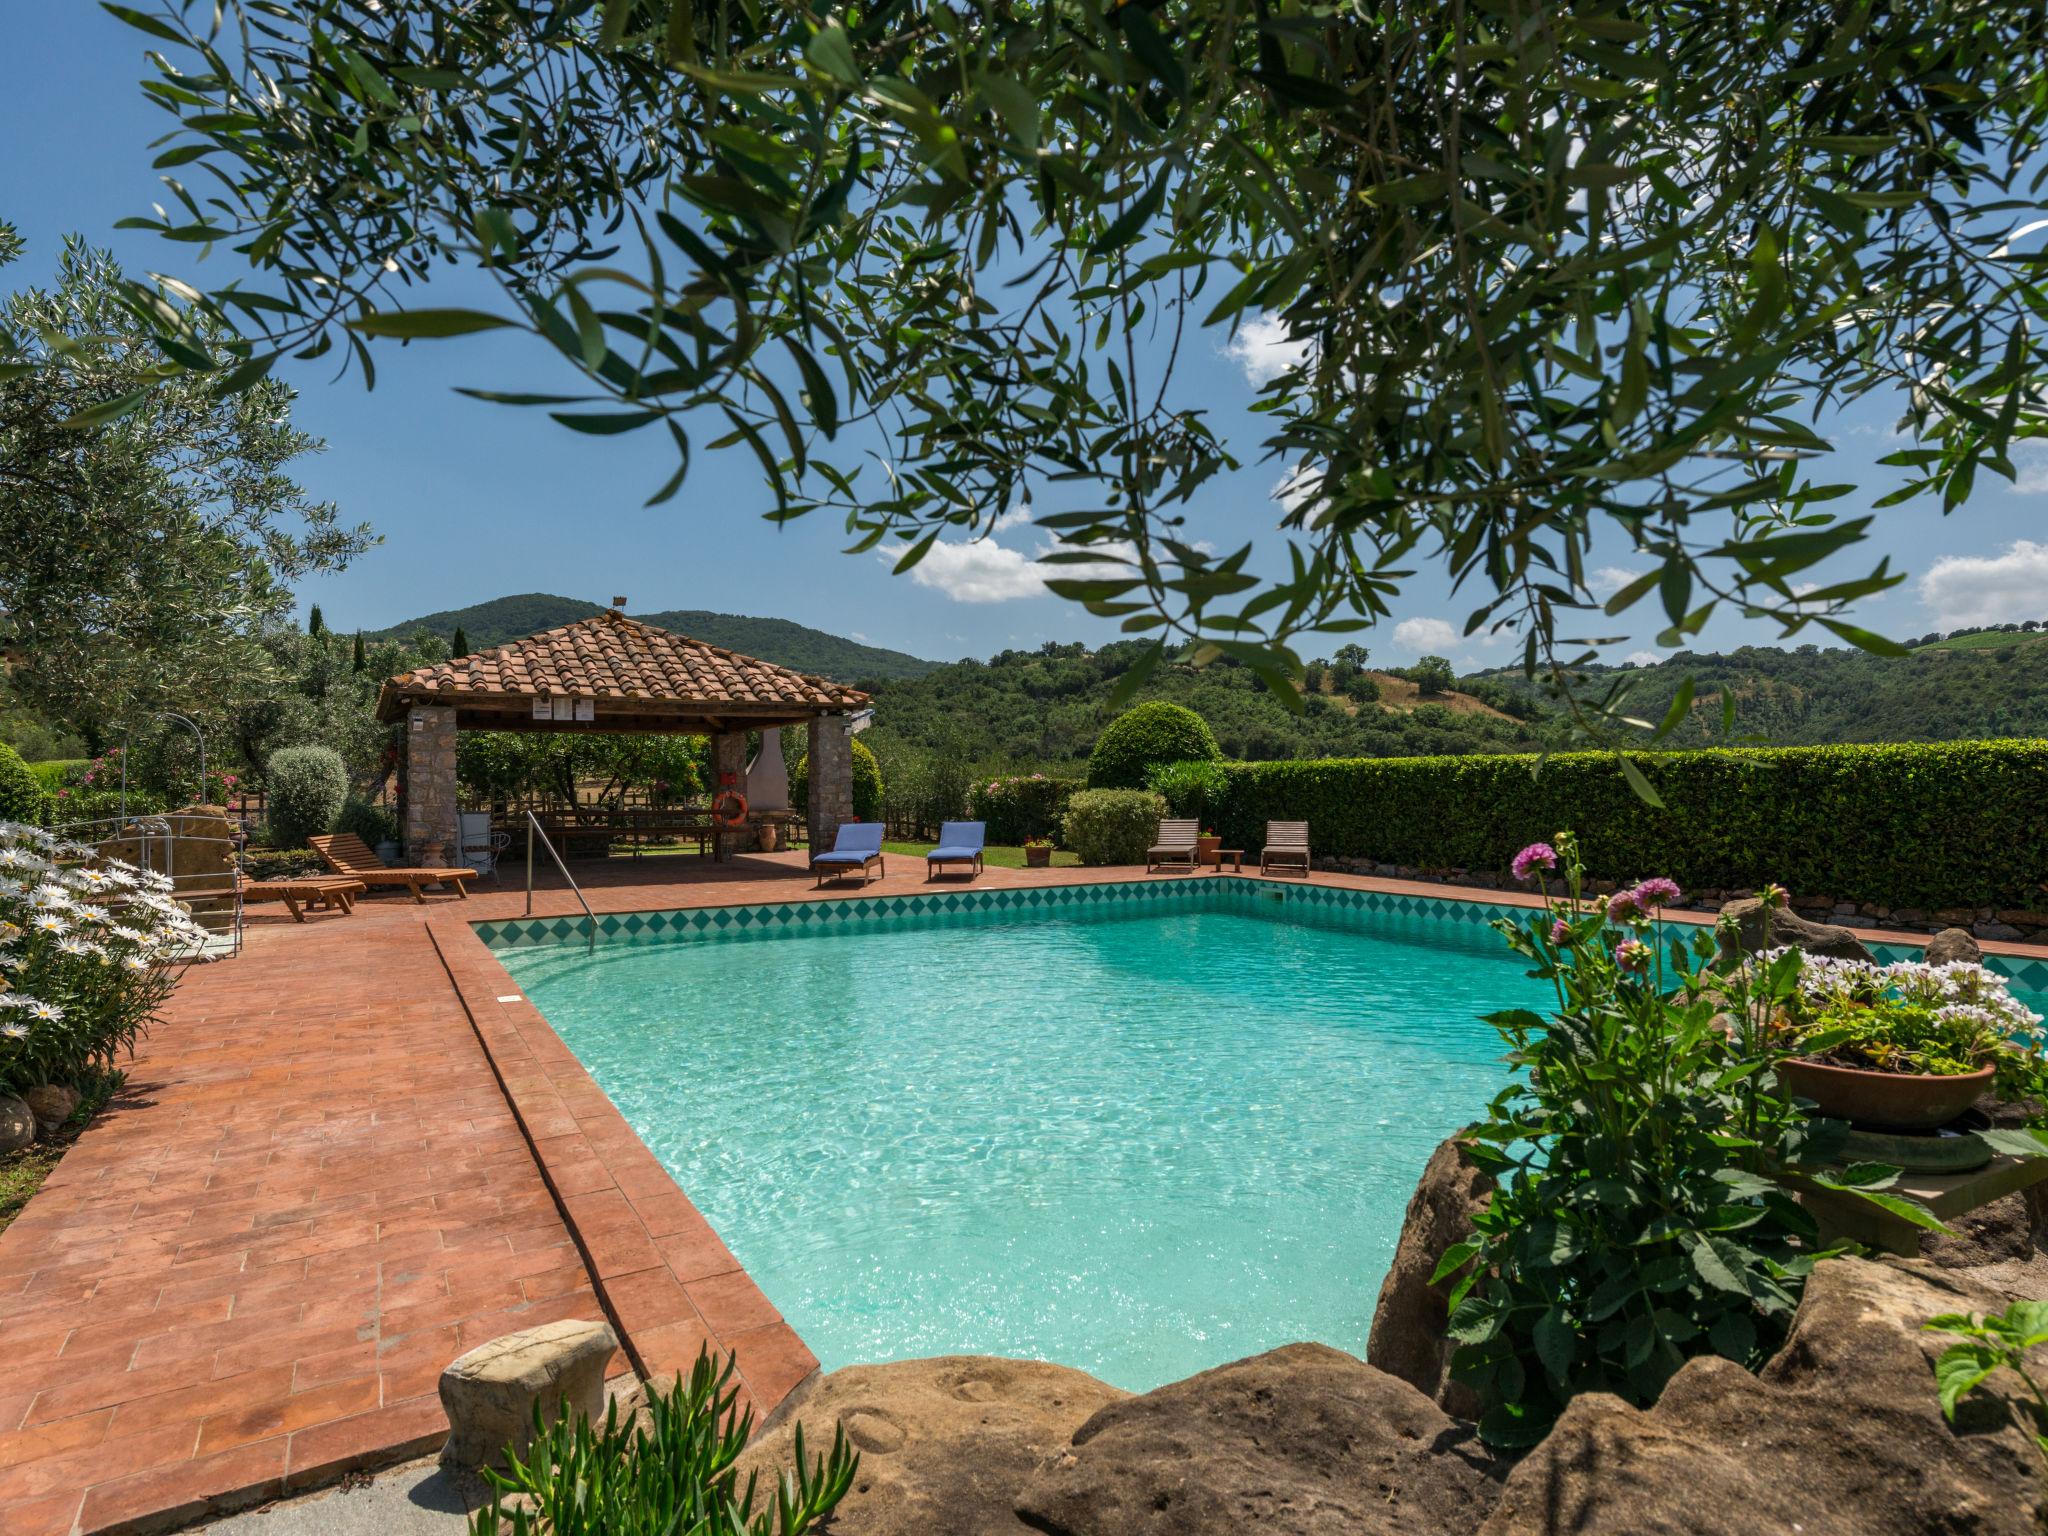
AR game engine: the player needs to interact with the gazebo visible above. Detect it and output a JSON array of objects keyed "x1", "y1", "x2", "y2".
[{"x1": 374, "y1": 609, "x2": 870, "y2": 862}]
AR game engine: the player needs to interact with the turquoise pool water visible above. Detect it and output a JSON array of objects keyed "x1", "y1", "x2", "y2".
[{"x1": 492, "y1": 887, "x2": 1554, "y2": 1390}]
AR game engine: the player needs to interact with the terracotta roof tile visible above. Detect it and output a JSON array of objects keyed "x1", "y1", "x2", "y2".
[{"x1": 375, "y1": 612, "x2": 868, "y2": 720}]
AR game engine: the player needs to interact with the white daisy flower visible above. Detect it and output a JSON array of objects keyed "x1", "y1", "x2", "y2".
[
  {"x1": 1, "y1": 1021, "x2": 28, "y2": 1040},
  {"x1": 30, "y1": 912, "x2": 69, "y2": 936},
  {"x1": 24, "y1": 1000, "x2": 63, "y2": 1022}
]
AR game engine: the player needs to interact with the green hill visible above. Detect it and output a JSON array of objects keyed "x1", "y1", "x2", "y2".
[
  {"x1": 1475, "y1": 639, "x2": 2048, "y2": 746},
  {"x1": 366, "y1": 593, "x2": 938, "y2": 682}
]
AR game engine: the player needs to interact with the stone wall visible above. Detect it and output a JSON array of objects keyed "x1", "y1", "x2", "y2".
[
  {"x1": 404, "y1": 705, "x2": 459, "y2": 861},
  {"x1": 709, "y1": 731, "x2": 755, "y2": 858},
  {"x1": 807, "y1": 714, "x2": 854, "y2": 852}
]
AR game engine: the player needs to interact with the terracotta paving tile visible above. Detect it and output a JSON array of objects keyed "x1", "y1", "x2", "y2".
[
  {"x1": 683, "y1": 1270, "x2": 782, "y2": 1339},
  {"x1": 193, "y1": 1374, "x2": 381, "y2": 1457},
  {"x1": 75, "y1": 1435, "x2": 287, "y2": 1535}
]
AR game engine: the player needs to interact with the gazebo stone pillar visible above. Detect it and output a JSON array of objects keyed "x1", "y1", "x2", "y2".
[
  {"x1": 708, "y1": 730, "x2": 755, "y2": 858},
  {"x1": 806, "y1": 714, "x2": 854, "y2": 853},
  {"x1": 404, "y1": 704, "x2": 459, "y2": 861}
]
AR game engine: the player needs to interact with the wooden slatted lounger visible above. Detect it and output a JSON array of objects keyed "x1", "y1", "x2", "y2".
[
  {"x1": 241, "y1": 876, "x2": 367, "y2": 922},
  {"x1": 308, "y1": 834, "x2": 480, "y2": 904}
]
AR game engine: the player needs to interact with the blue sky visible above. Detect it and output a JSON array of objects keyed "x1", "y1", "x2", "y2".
[{"x1": 9, "y1": 6, "x2": 2046, "y2": 668}]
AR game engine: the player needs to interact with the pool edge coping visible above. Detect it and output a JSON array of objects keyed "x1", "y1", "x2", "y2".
[{"x1": 423, "y1": 916, "x2": 823, "y2": 1433}]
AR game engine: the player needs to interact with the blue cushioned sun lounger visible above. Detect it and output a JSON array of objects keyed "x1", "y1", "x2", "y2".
[
  {"x1": 924, "y1": 821, "x2": 986, "y2": 881},
  {"x1": 811, "y1": 821, "x2": 886, "y2": 886}
]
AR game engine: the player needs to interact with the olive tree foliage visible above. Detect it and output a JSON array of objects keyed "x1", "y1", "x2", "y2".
[
  {"x1": 107, "y1": 0, "x2": 2048, "y2": 754},
  {"x1": 0, "y1": 230, "x2": 372, "y2": 741}
]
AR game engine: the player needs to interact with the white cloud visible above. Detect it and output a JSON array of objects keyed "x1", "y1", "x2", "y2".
[
  {"x1": 1272, "y1": 462, "x2": 1322, "y2": 516},
  {"x1": 1590, "y1": 566, "x2": 1643, "y2": 598},
  {"x1": 889, "y1": 507, "x2": 1132, "y2": 604},
  {"x1": 1918, "y1": 540, "x2": 2048, "y2": 629},
  {"x1": 1625, "y1": 650, "x2": 1666, "y2": 668},
  {"x1": 1392, "y1": 616, "x2": 1461, "y2": 653},
  {"x1": 1223, "y1": 313, "x2": 1312, "y2": 388}
]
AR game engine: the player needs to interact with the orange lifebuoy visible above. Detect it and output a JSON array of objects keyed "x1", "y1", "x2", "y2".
[{"x1": 711, "y1": 789, "x2": 749, "y2": 827}]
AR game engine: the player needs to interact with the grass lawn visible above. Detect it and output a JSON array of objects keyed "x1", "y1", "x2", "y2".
[
  {"x1": 883, "y1": 840, "x2": 1081, "y2": 869},
  {"x1": 0, "y1": 1073, "x2": 121, "y2": 1236}
]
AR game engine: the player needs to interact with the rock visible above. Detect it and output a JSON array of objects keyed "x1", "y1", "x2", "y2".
[
  {"x1": 1016, "y1": 1343, "x2": 1503, "y2": 1536},
  {"x1": 1972, "y1": 920, "x2": 2024, "y2": 942},
  {"x1": 1477, "y1": 1257, "x2": 2047, "y2": 1536},
  {"x1": 1367, "y1": 1135, "x2": 1493, "y2": 1417},
  {"x1": 0, "y1": 1094, "x2": 34, "y2": 1153},
  {"x1": 733, "y1": 1356, "x2": 1125, "y2": 1536},
  {"x1": 1715, "y1": 896, "x2": 1876, "y2": 967},
  {"x1": 438, "y1": 1318, "x2": 617, "y2": 1472},
  {"x1": 1921, "y1": 1192, "x2": 2042, "y2": 1271},
  {"x1": 1924, "y1": 927, "x2": 1981, "y2": 966},
  {"x1": 23, "y1": 1083, "x2": 80, "y2": 1138}
]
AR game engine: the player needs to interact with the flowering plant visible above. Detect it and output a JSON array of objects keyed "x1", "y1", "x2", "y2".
[
  {"x1": 1767, "y1": 951, "x2": 2047, "y2": 1101},
  {"x1": 1443, "y1": 831, "x2": 1927, "y2": 1448},
  {"x1": 0, "y1": 820, "x2": 204, "y2": 1097}
]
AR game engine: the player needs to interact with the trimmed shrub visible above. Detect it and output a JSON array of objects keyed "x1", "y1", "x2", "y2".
[
  {"x1": 788, "y1": 736, "x2": 885, "y2": 822},
  {"x1": 967, "y1": 773, "x2": 1081, "y2": 844},
  {"x1": 1062, "y1": 788, "x2": 1169, "y2": 866},
  {"x1": 265, "y1": 744, "x2": 348, "y2": 848},
  {"x1": 1145, "y1": 759, "x2": 1229, "y2": 825},
  {"x1": 47, "y1": 785, "x2": 166, "y2": 829},
  {"x1": 0, "y1": 744, "x2": 50, "y2": 825},
  {"x1": 1214, "y1": 740, "x2": 2048, "y2": 911},
  {"x1": 1086, "y1": 701, "x2": 1222, "y2": 788},
  {"x1": 238, "y1": 847, "x2": 327, "y2": 881}
]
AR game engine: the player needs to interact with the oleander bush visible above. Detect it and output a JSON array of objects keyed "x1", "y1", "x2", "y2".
[
  {"x1": 1061, "y1": 788, "x2": 1169, "y2": 866},
  {"x1": 471, "y1": 1350, "x2": 854, "y2": 1536},
  {"x1": 0, "y1": 746, "x2": 49, "y2": 826},
  {"x1": 1215, "y1": 740, "x2": 2048, "y2": 910},
  {"x1": 264, "y1": 744, "x2": 348, "y2": 849},
  {"x1": 966, "y1": 772, "x2": 1080, "y2": 844},
  {"x1": 1085, "y1": 701, "x2": 1221, "y2": 789}
]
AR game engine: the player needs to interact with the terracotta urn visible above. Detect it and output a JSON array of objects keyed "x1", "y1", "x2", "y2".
[
  {"x1": 1196, "y1": 834, "x2": 1223, "y2": 867},
  {"x1": 1778, "y1": 1057, "x2": 1994, "y2": 1132},
  {"x1": 1025, "y1": 844, "x2": 1053, "y2": 868}
]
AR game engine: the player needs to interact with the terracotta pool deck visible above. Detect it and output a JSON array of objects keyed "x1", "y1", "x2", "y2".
[{"x1": 5, "y1": 851, "x2": 2043, "y2": 1535}]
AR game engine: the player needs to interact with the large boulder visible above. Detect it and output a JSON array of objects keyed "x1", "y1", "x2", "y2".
[
  {"x1": 1477, "y1": 1257, "x2": 2047, "y2": 1536},
  {"x1": 1716, "y1": 896, "x2": 1876, "y2": 967},
  {"x1": 439, "y1": 1318, "x2": 617, "y2": 1471},
  {"x1": 1924, "y1": 927, "x2": 1981, "y2": 966},
  {"x1": 733, "y1": 1356, "x2": 1125, "y2": 1536},
  {"x1": 1921, "y1": 1191, "x2": 2043, "y2": 1271},
  {"x1": 1015, "y1": 1343, "x2": 1503, "y2": 1536},
  {"x1": 1367, "y1": 1135, "x2": 1493, "y2": 1416}
]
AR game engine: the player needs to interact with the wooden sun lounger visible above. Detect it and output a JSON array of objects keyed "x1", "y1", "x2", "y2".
[
  {"x1": 1261, "y1": 820, "x2": 1311, "y2": 876},
  {"x1": 1147, "y1": 818, "x2": 1201, "y2": 872},
  {"x1": 308, "y1": 834, "x2": 479, "y2": 904},
  {"x1": 241, "y1": 876, "x2": 367, "y2": 922}
]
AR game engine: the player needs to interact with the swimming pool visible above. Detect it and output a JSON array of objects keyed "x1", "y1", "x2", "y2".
[
  {"x1": 485, "y1": 885, "x2": 2048, "y2": 1388},
  {"x1": 484, "y1": 880, "x2": 1561, "y2": 1390}
]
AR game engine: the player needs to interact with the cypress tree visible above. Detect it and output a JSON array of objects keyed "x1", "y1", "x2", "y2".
[
  {"x1": 351, "y1": 631, "x2": 366, "y2": 672},
  {"x1": 307, "y1": 603, "x2": 325, "y2": 637},
  {"x1": 452, "y1": 625, "x2": 470, "y2": 658}
]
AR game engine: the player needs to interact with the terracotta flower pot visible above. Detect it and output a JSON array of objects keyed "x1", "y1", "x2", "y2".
[
  {"x1": 1196, "y1": 834, "x2": 1223, "y2": 867},
  {"x1": 1024, "y1": 844, "x2": 1052, "y2": 868},
  {"x1": 1778, "y1": 1056, "x2": 1995, "y2": 1132}
]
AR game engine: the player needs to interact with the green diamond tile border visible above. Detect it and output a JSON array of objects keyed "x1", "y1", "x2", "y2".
[{"x1": 472, "y1": 879, "x2": 2048, "y2": 1001}]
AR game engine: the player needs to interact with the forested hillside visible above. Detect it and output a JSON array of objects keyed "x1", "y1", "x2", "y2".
[
  {"x1": 369, "y1": 593, "x2": 938, "y2": 680},
  {"x1": 1478, "y1": 642, "x2": 2048, "y2": 747},
  {"x1": 861, "y1": 641, "x2": 1551, "y2": 772}
]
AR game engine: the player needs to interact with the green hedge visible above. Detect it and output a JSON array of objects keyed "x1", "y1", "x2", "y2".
[
  {"x1": 1215, "y1": 740, "x2": 2048, "y2": 911},
  {"x1": 1062, "y1": 788, "x2": 1169, "y2": 865},
  {"x1": 0, "y1": 744, "x2": 49, "y2": 825},
  {"x1": 967, "y1": 773, "x2": 1081, "y2": 844}
]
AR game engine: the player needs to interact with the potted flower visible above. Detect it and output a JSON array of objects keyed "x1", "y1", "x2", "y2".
[
  {"x1": 1196, "y1": 827, "x2": 1222, "y2": 867},
  {"x1": 1767, "y1": 950, "x2": 2045, "y2": 1131},
  {"x1": 1023, "y1": 836, "x2": 1053, "y2": 868}
]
